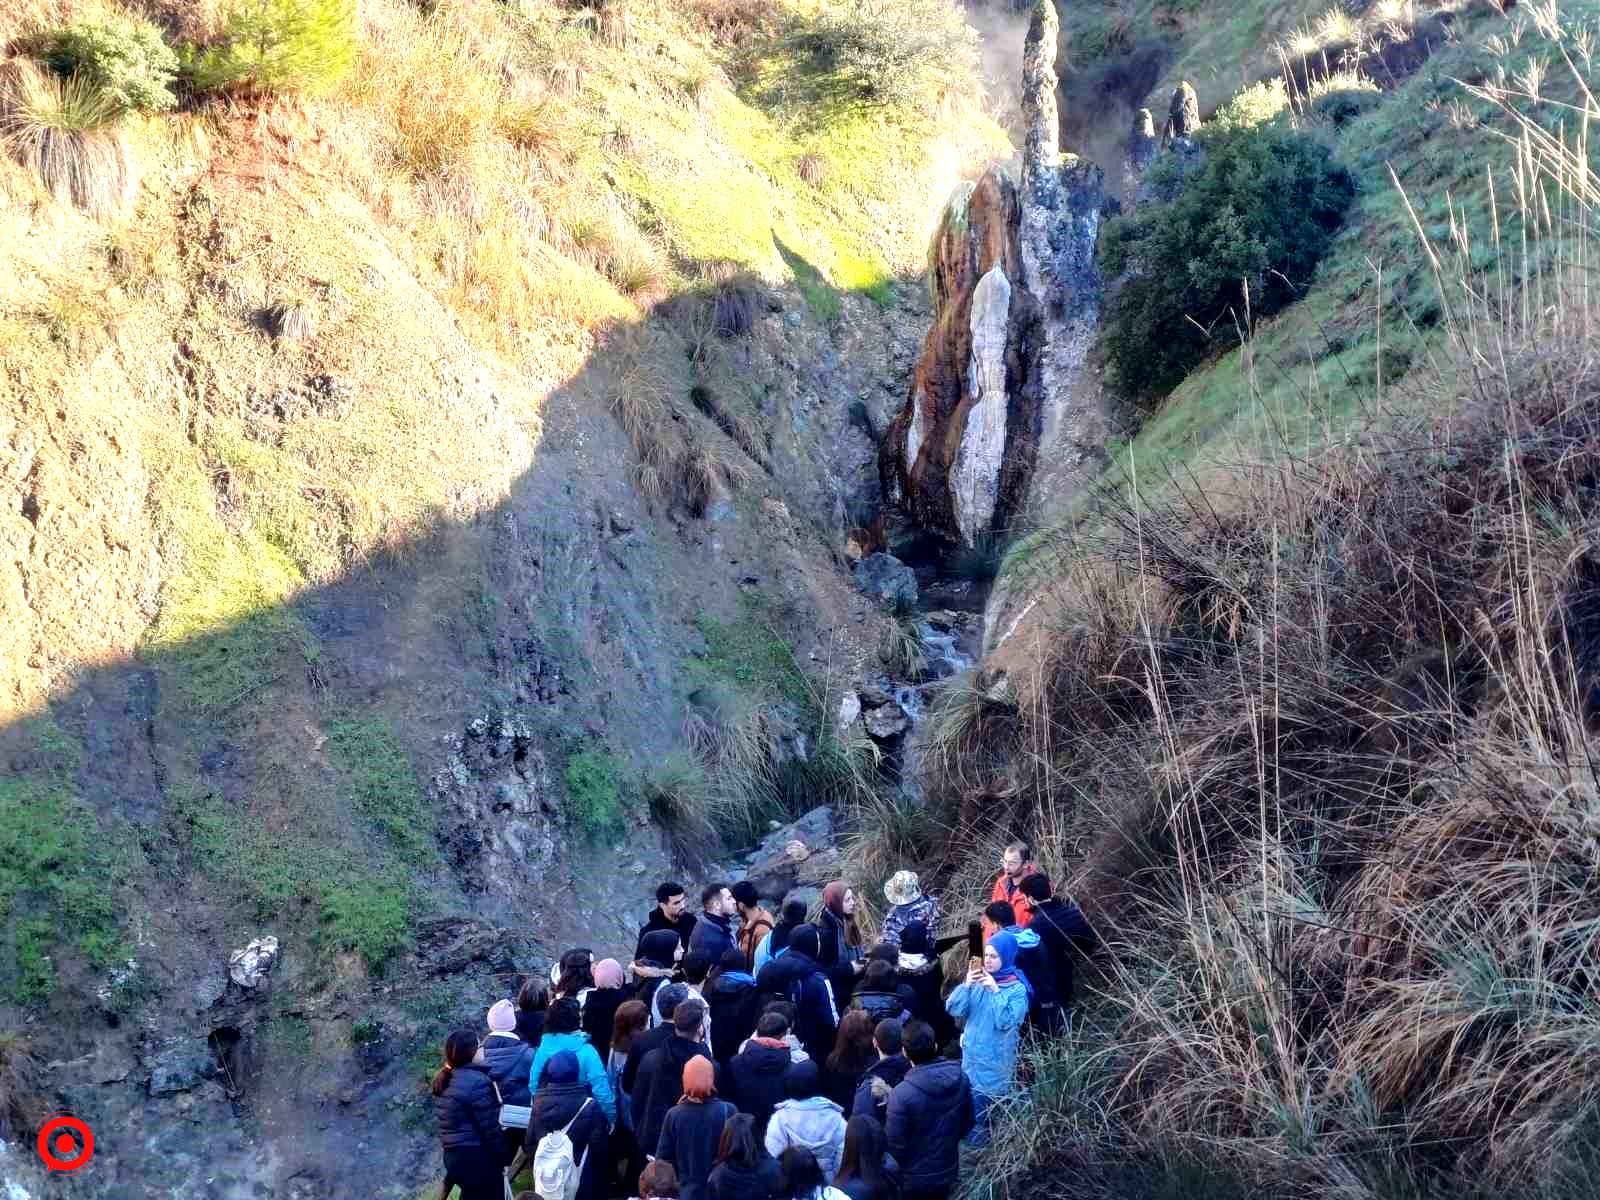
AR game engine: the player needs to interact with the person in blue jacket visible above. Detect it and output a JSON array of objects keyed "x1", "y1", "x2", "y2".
[
  {"x1": 528, "y1": 996, "x2": 617, "y2": 1124},
  {"x1": 944, "y1": 930, "x2": 1029, "y2": 1145}
]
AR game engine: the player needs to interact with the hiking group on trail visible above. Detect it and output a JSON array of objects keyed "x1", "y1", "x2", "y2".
[{"x1": 431, "y1": 844, "x2": 1095, "y2": 1200}]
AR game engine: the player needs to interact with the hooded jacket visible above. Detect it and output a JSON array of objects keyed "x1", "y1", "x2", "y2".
[
  {"x1": 1027, "y1": 897, "x2": 1096, "y2": 1006},
  {"x1": 726, "y1": 1039, "x2": 803, "y2": 1135},
  {"x1": 764, "y1": 1096, "x2": 848, "y2": 1180},
  {"x1": 1006, "y1": 924, "x2": 1059, "y2": 1010},
  {"x1": 480, "y1": 1030, "x2": 535, "y2": 1106},
  {"x1": 707, "y1": 1155, "x2": 784, "y2": 1200},
  {"x1": 755, "y1": 930, "x2": 838, "y2": 1062},
  {"x1": 634, "y1": 1034, "x2": 722, "y2": 1154},
  {"x1": 705, "y1": 970, "x2": 762, "y2": 1064},
  {"x1": 434, "y1": 1061, "x2": 504, "y2": 1154},
  {"x1": 639, "y1": 906, "x2": 699, "y2": 956},
  {"x1": 529, "y1": 1030, "x2": 617, "y2": 1124},
  {"x1": 944, "y1": 937, "x2": 1029, "y2": 1100},
  {"x1": 530, "y1": 1057, "x2": 612, "y2": 1200},
  {"x1": 689, "y1": 910, "x2": 738, "y2": 964},
  {"x1": 894, "y1": 954, "x2": 953, "y2": 1045},
  {"x1": 884, "y1": 1060, "x2": 975, "y2": 1190},
  {"x1": 849, "y1": 1054, "x2": 910, "y2": 1126},
  {"x1": 849, "y1": 988, "x2": 911, "y2": 1025},
  {"x1": 656, "y1": 1097, "x2": 738, "y2": 1200}
]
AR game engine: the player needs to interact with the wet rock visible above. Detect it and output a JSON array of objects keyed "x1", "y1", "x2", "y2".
[
  {"x1": 147, "y1": 1040, "x2": 216, "y2": 1096},
  {"x1": 413, "y1": 915, "x2": 517, "y2": 976},
  {"x1": 853, "y1": 553, "x2": 918, "y2": 608},
  {"x1": 228, "y1": 935, "x2": 280, "y2": 990},
  {"x1": 863, "y1": 702, "x2": 911, "y2": 741}
]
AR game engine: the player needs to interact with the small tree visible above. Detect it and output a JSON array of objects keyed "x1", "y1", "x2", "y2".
[
  {"x1": 1100, "y1": 115, "x2": 1355, "y2": 398},
  {"x1": 186, "y1": 0, "x2": 357, "y2": 96},
  {"x1": 36, "y1": 12, "x2": 179, "y2": 114}
]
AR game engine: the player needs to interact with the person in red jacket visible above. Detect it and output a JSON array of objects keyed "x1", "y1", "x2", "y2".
[{"x1": 988, "y1": 841, "x2": 1039, "y2": 928}]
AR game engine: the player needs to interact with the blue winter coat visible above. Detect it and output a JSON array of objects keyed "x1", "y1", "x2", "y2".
[
  {"x1": 945, "y1": 979, "x2": 1028, "y2": 1099},
  {"x1": 481, "y1": 1031, "x2": 534, "y2": 1106},
  {"x1": 528, "y1": 1030, "x2": 617, "y2": 1123}
]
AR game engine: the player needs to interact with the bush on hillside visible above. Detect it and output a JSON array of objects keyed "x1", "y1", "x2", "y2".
[
  {"x1": 186, "y1": 0, "x2": 356, "y2": 96},
  {"x1": 35, "y1": 12, "x2": 179, "y2": 114},
  {"x1": 778, "y1": 0, "x2": 980, "y2": 119},
  {"x1": 0, "y1": 59, "x2": 134, "y2": 218},
  {"x1": 1100, "y1": 116, "x2": 1355, "y2": 398}
]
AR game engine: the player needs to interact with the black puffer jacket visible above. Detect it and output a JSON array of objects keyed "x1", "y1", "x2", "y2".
[
  {"x1": 850, "y1": 1054, "x2": 910, "y2": 1126},
  {"x1": 705, "y1": 972, "x2": 762, "y2": 1064},
  {"x1": 884, "y1": 1060, "x2": 975, "y2": 1191},
  {"x1": 530, "y1": 1080, "x2": 612, "y2": 1200},
  {"x1": 725, "y1": 1041, "x2": 799, "y2": 1135},
  {"x1": 480, "y1": 1032, "x2": 534, "y2": 1106},
  {"x1": 849, "y1": 989, "x2": 911, "y2": 1025},
  {"x1": 435, "y1": 1062, "x2": 504, "y2": 1154}
]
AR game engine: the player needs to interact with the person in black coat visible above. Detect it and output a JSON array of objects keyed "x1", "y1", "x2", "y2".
[
  {"x1": 892, "y1": 924, "x2": 954, "y2": 1047},
  {"x1": 634, "y1": 929, "x2": 687, "y2": 1021},
  {"x1": 850, "y1": 1020, "x2": 910, "y2": 1128},
  {"x1": 834, "y1": 1114, "x2": 900, "y2": 1200},
  {"x1": 690, "y1": 883, "x2": 740, "y2": 965},
  {"x1": 640, "y1": 881, "x2": 700, "y2": 957},
  {"x1": 624, "y1": 983, "x2": 688, "y2": 1096},
  {"x1": 583, "y1": 957, "x2": 630, "y2": 1060},
  {"x1": 706, "y1": 1113, "x2": 783, "y2": 1200},
  {"x1": 849, "y1": 961, "x2": 912, "y2": 1026},
  {"x1": 656, "y1": 1053, "x2": 738, "y2": 1200},
  {"x1": 1019, "y1": 874, "x2": 1096, "y2": 1009},
  {"x1": 883, "y1": 1022, "x2": 974, "y2": 1200},
  {"x1": 754, "y1": 925, "x2": 838, "y2": 1063},
  {"x1": 726, "y1": 1011, "x2": 804, "y2": 1136},
  {"x1": 635, "y1": 999, "x2": 720, "y2": 1156},
  {"x1": 516, "y1": 978, "x2": 549, "y2": 1047},
  {"x1": 530, "y1": 1050, "x2": 612, "y2": 1200},
  {"x1": 705, "y1": 947, "x2": 762, "y2": 1065},
  {"x1": 431, "y1": 1030, "x2": 507, "y2": 1200}
]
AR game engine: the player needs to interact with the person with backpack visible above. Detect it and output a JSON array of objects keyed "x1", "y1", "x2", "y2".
[
  {"x1": 654, "y1": 1055, "x2": 738, "y2": 1200},
  {"x1": 772, "y1": 1146, "x2": 849, "y2": 1200},
  {"x1": 753, "y1": 900, "x2": 808, "y2": 974},
  {"x1": 879, "y1": 872, "x2": 939, "y2": 949},
  {"x1": 432, "y1": 1029, "x2": 508, "y2": 1200},
  {"x1": 832, "y1": 1116, "x2": 899, "y2": 1200},
  {"x1": 1018, "y1": 873, "x2": 1096, "y2": 1012},
  {"x1": 529, "y1": 998, "x2": 617, "y2": 1125},
  {"x1": 482, "y1": 1000, "x2": 535, "y2": 1161},
  {"x1": 732, "y1": 882, "x2": 775, "y2": 970},
  {"x1": 706, "y1": 1112, "x2": 783, "y2": 1200},
  {"x1": 755, "y1": 925, "x2": 838, "y2": 1063},
  {"x1": 583, "y1": 958, "x2": 629, "y2": 1060},
  {"x1": 530, "y1": 1049, "x2": 611, "y2": 1200},
  {"x1": 635, "y1": 998, "x2": 720, "y2": 1156},
  {"x1": 705, "y1": 947, "x2": 762, "y2": 1065},
  {"x1": 819, "y1": 1011, "x2": 877, "y2": 1111},
  {"x1": 848, "y1": 1020, "x2": 909, "y2": 1128},
  {"x1": 763, "y1": 1061, "x2": 847, "y2": 1181},
  {"x1": 944, "y1": 932, "x2": 1029, "y2": 1145},
  {"x1": 727, "y1": 1010, "x2": 805, "y2": 1136},
  {"x1": 883, "y1": 1021, "x2": 974, "y2": 1200}
]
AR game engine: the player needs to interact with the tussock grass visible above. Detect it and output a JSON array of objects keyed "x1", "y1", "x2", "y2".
[
  {"x1": 0, "y1": 1033, "x2": 44, "y2": 1141},
  {"x1": 0, "y1": 59, "x2": 133, "y2": 218}
]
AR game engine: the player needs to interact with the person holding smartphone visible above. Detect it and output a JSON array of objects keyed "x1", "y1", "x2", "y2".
[{"x1": 943, "y1": 932, "x2": 1029, "y2": 1145}]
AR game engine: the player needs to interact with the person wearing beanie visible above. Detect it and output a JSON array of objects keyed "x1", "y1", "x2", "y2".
[
  {"x1": 530, "y1": 1050, "x2": 612, "y2": 1200},
  {"x1": 731, "y1": 881, "x2": 775, "y2": 970},
  {"x1": 763, "y1": 1060, "x2": 847, "y2": 1181},
  {"x1": 481, "y1": 998, "x2": 535, "y2": 1159},
  {"x1": 755, "y1": 924, "x2": 839, "y2": 1063},
  {"x1": 945, "y1": 931, "x2": 1029, "y2": 1145},
  {"x1": 881, "y1": 870, "x2": 940, "y2": 948},
  {"x1": 583, "y1": 957, "x2": 629, "y2": 1060},
  {"x1": 528, "y1": 997, "x2": 617, "y2": 1124},
  {"x1": 654, "y1": 1054, "x2": 738, "y2": 1200}
]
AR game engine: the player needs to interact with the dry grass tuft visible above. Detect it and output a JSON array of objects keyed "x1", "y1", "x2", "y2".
[
  {"x1": 261, "y1": 299, "x2": 316, "y2": 341},
  {"x1": 546, "y1": 61, "x2": 585, "y2": 97},
  {"x1": 0, "y1": 1033, "x2": 44, "y2": 1142},
  {"x1": 796, "y1": 151, "x2": 828, "y2": 187},
  {"x1": 0, "y1": 59, "x2": 133, "y2": 218},
  {"x1": 598, "y1": 0, "x2": 631, "y2": 48}
]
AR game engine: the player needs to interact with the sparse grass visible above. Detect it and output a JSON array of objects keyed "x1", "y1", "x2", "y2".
[
  {"x1": 0, "y1": 59, "x2": 133, "y2": 218},
  {"x1": 319, "y1": 877, "x2": 412, "y2": 968},
  {"x1": 0, "y1": 1033, "x2": 45, "y2": 1142},
  {"x1": 324, "y1": 715, "x2": 437, "y2": 866},
  {"x1": 645, "y1": 752, "x2": 719, "y2": 867}
]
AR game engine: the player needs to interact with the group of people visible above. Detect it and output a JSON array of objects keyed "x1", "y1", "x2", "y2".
[{"x1": 431, "y1": 844, "x2": 1095, "y2": 1200}]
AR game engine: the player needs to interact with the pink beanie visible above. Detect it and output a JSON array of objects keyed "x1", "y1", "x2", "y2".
[
  {"x1": 487, "y1": 999, "x2": 517, "y2": 1033},
  {"x1": 593, "y1": 958, "x2": 625, "y2": 989}
]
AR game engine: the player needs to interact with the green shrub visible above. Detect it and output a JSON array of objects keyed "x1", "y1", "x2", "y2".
[
  {"x1": 564, "y1": 748, "x2": 627, "y2": 837},
  {"x1": 1207, "y1": 77, "x2": 1289, "y2": 133},
  {"x1": 778, "y1": 0, "x2": 979, "y2": 118},
  {"x1": 186, "y1": 0, "x2": 357, "y2": 96},
  {"x1": 1100, "y1": 119, "x2": 1355, "y2": 398},
  {"x1": 319, "y1": 879, "x2": 410, "y2": 969},
  {"x1": 36, "y1": 13, "x2": 178, "y2": 113}
]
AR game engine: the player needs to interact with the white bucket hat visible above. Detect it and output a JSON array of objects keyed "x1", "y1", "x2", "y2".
[{"x1": 883, "y1": 869, "x2": 922, "y2": 907}]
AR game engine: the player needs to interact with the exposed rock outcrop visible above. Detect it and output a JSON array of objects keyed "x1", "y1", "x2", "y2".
[{"x1": 880, "y1": 0, "x2": 1106, "y2": 547}]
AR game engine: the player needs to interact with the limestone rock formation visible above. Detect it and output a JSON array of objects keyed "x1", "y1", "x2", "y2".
[
  {"x1": 1166, "y1": 81, "x2": 1200, "y2": 143},
  {"x1": 880, "y1": 0, "x2": 1106, "y2": 547},
  {"x1": 1127, "y1": 108, "x2": 1159, "y2": 181}
]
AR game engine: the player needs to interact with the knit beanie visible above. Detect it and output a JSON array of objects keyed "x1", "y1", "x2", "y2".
[{"x1": 487, "y1": 999, "x2": 517, "y2": 1033}]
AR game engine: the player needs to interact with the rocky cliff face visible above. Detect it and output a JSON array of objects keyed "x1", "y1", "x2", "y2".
[{"x1": 880, "y1": 0, "x2": 1107, "y2": 548}]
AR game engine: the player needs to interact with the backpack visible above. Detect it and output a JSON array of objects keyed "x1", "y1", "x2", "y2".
[{"x1": 532, "y1": 1098, "x2": 593, "y2": 1200}]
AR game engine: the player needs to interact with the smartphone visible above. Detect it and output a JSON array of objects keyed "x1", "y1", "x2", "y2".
[{"x1": 967, "y1": 920, "x2": 983, "y2": 960}]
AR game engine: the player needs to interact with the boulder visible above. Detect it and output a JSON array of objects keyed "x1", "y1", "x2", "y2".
[
  {"x1": 147, "y1": 1040, "x2": 216, "y2": 1096},
  {"x1": 754, "y1": 806, "x2": 834, "y2": 860},
  {"x1": 853, "y1": 553, "x2": 918, "y2": 608},
  {"x1": 228, "y1": 935, "x2": 280, "y2": 990},
  {"x1": 413, "y1": 916, "x2": 517, "y2": 976},
  {"x1": 863, "y1": 702, "x2": 911, "y2": 741},
  {"x1": 1166, "y1": 81, "x2": 1200, "y2": 143},
  {"x1": 836, "y1": 691, "x2": 862, "y2": 733}
]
